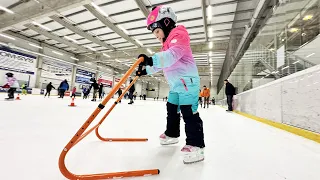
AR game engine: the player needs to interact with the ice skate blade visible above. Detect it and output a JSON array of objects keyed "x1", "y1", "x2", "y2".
[
  {"x1": 183, "y1": 158, "x2": 204, "y2": 164},
  {"x1": 160, "y1": 141, "x2": 179, "y2": 145}
]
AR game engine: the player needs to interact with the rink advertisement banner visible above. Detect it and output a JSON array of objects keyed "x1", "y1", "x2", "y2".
[
  {"x1": 41, "y1": 58, "x2": 72, "y2": 81},
  {"x1": 98, "y1": 74, "x2": 113, "y2": 88},
  {"x1": 75, "y1": 68, "x2": 96, "y2": 84},
  {"x1": 0, "y1": 48, "x2": 36, "y2": 75}
]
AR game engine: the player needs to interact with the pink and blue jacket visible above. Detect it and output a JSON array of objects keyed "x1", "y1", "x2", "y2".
[
  {"x1": 146, "y1": 25, "x2": 200, "y2": 92},
  {"x1": 5, "y1": 77, "x2": 19, "y2": 88}
]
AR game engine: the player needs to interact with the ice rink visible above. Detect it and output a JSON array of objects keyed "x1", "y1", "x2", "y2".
[{"x1": 1, "y1": 94, "x2": 320, "y2": 180}]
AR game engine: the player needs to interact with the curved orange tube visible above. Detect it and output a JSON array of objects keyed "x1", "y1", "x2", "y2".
[{"x1": 59, "y1": 57, "x2": 160, "y2": 179}]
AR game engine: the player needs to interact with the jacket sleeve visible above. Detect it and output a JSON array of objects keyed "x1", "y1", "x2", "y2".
[
  {"x1": 146, "y1": 66, "x2": 162, "y2": 75},
  {"x1": 151, "y1": 33, "x2": 189, "y2": 69}
]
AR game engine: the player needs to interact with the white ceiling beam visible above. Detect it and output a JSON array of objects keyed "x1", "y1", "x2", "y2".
[
  {"x1": 24, "y1": 23, "x2": 91, "y2": 52},
  {"x1": 0, "y1": 0, "x2": 91, "y2": 32},
  {"x1": 83, "y1": 4, "x2": 141, "y2": 48},
  {"x1": 201, "y1": 0, "x2": 209, "y2": 42},
  {"x1": 134, "y1": 0, "x2": 150, "y2": 17},
  {"x1": 50, "y1": 15, "x2": 115, "y2": 51}
]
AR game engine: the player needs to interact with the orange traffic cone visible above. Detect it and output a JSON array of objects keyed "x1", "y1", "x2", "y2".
[
  {"x1": 16, "y1": 94, "x2": 21, "y2": 100},
  {"x1": 68, "y1": 97, "x2": 76, "y2": 107}
]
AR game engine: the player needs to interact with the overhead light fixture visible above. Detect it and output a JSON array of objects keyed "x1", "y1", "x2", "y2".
[
  {"x1": 33, "y1": 0, "x2": 40, "y2": 3},
  {"x1": 0, "y1": 6, "x2": 14, "y2": 14},
  {"x1": 118, "y1": 25, "x2": 129, "y2": 34},
  {"x1": 64, "y1": 36, "x2": 79, "y2": 44},
  {"x1": 306, "y1": 53, "x2": 315, "y2": 58},
  {"x1": 85, "y1": 61, "x2": 92, "y2": 65},
  {"x1": 52, "y1": 50, "x2": 63, "y2": 56},
  {"x1": 103, "y1": 53, "x2": 110, "y2": 58},
  {"x1": 303, "y1": 15, "x2": 313, "y2": 21},
  {"x1": 208, "y1": 27, "x2": 213, "y2": 37},
  {"x1": 29, "y1": 43, "x2": 42, "y2": 49},
  {"x1": 281, "y1": 66, "x2": 289, "y2": 70},
  {"x1": 289, "y1": 28, "x2": 299, "y2": 33},
  {"x1": 70, "y1": 57, "x2": 79, "y2": 61},
  {"x1": 209, "y1": 41, "x2": 213, "y2": 49},
  {"x1": 135, "y1": 39, "x2": 143, "y2": 46},
  {"x1": 292, "y1": 60, "x2": 300, "y2": 64},
  {"x1": 210, "y1": 64, "x2": 212, "y2": 67},
  {"x1": 115, "y1": 59, "x2": 121, "y2": 62},
  {"x1": 91, "y1": 2, "x2": 108, "y2": 17},
  {"x1": 85, "y1": 45, "x2": 96, "y2": 51},
  {"x1": 147, "y1": 48, "x2": 153, "y2": 55},
  {"x1": 32, "y1": 21, "x2": 51, "y2": 31},
  {"x1": 0, "y1": 33, "x2": 16, "y2": 40},
  {"x1": 207, "y1": 5, "x2": 212, "y2": 21}
]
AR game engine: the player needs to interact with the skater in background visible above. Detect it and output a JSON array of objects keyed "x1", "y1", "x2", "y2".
[
  {"x1": 89, "y1": 77, "x2": 99, "y2": 102},
  {"x1": 98, "y1": 83, "x2": 104, "y2": 100},
  {"x1": 70, "y1": 86, "x2": 76, "y2": 98},
  {"x1": 201, "y1": 85, "x2": 210, "y2": 108},
  {"x1": 224, "y1": 79, "x2": 236, "y2": 111},
  {"x1": 198, "y1": 89, "x2": 203, "y2": 108},
  {"x1": 211, "y1": 97, "x2": 215, "y2": 105},
  {"x1": 44, "y1": 82, "x2": 55, "y2": 98},
  {"x1": 128, "y1": 77, "x2": 135, "y2": 104},
  {"x1": 134, "y1": 92, "x2": 137, "y2": 100},
  {"x1": 2, "y1": 72, "x2": 19, "y2": 100},
  {"x1": 21, "y1": 83, "x2": 28, "y2": 95},
  {"x1": 135, "y1": 5, "x2": 205, "y2": 164},
  {"x1": 58, "y1": 79, "x2": 69, "y2": 98},
  {"x1": 116, "y1": 88, "x2": 122, "y2": 103},
  {"x1": 82, "y1": 87, "x2": 87, "y2": 99}
]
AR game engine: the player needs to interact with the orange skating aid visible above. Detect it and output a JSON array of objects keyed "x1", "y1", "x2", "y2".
[
  {"x1": 68, "y1": 97, "x2": 76, "y2": 107},
  {"x1": 16, "y1": 94, "x2": 21, "y2": 100}
]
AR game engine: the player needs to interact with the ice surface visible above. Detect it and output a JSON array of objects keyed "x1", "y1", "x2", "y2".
[{"x1": 0, "y1": 94, "x2": 320, "y2": 180}]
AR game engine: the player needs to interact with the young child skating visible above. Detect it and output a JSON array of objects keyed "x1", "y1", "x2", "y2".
[
  {"x1": 2, "y1": 72, "x2": 20, "y2": 100},
  {"x1": 136, "y1": 5, "x2": 205, "y2": 164}
]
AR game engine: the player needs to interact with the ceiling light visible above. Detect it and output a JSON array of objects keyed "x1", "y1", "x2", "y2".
[
  {"x1": 70, "y1": 57, "x2": 79, "y2": 61},
  {"x1": 303, "y1": 15, "x2": 313, "y2": 21},
  {"x1": 91, "y1": 2, "x2": 108, "y2": 17},
  {"x1": 210, "y1": 64, "x2": 212, "y2": 67},
  {"x1": 85, "y1": 46, "x2": 96, "y2": 51},
  {"x1": 208, "y1": 27, "x2": 213, "y2": 37},
  {"x1": 118, "y1": 25, "x2": 129, "y2": 34},
  {"x1": 306, "y1": 53, "x2": 315, "y2": 58},
  {"x1": 135, "y1": 39, "x2": 143, "y2": 46},
  {"x1": 0, "y1": 33, "x2": 15, "y2": 40},
  {"x1": 103, "y1": 53, "x2": 110, "y2": 57},
  {"x1": 29, "y1": 43, "x2": 42, "y2": 49},
  {"x1": 115, "y1": 59, "x2": 121, "y2": 62},
  {"x1": 64, "y1": 36, "x2": 79, "y2": 44},
  {"x1": 292, "y1": 60, "x2": 300, "y2": 64},
  {"x1": 85, "y1": 61, "x2": 92, "y2": 65},
  {"x1": 32, "y1": 21, "x2": 51, "y2": 31},
  {"x1": 52, "y1": 50, "x2": 63, "y2": 56},
  {"x1": 147, "y1": 48, "x2": 153, "y2": 55},
  {"x1": 209, "y1": 41, "x2": 213, "y2": 49},
  {"x1": 33, "y1": 0, "x2": 40, "y2": 3},
  {"x1": 209, "y1": 51, "x2": 212, "y2": 56},
  {"x1": 207, "y1": 5, "x2": 212, "y2": 21},
  {"x1": 289, "y1": 28, "x2": 299, "y2": 33},
  {"x1": 0, "y1": 6, "x2": 14, "y2": 14},
  {"x1": 281, "y1": 66, "x2": 289, "y2": 70}
]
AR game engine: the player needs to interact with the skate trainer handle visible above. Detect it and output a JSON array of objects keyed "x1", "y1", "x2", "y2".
[{"x1": 59, "y1": 57, "x2": 160, "y2": 179}]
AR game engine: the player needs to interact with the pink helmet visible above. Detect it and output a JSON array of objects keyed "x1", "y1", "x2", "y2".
[{"x1": 146, "y1": 5, "x2": 177, "y2": 31}]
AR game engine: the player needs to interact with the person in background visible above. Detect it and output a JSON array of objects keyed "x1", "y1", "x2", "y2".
[
  {"x1": 44, "y1": 82, "x2": 55, "y2": 98},
  {"x1": 71, "y1": 86, "x2": 76, "y2": 98},
  {"x1": 201, "y1": 85, "x2": 210, "y2": 108},
  {"x1": 224, "y1": 79, "x2": 236, "y2": 112},
  {"x1": 128, "y1": 77, "x2": 135, "y2": 104},
  {"x1": 21, "y1": 83, "x2": 28, "y2": 95},
  {"x1": 89, "y1": 77, "x2": 99, "y2": 102},
  {"x1": 82, "y1": 87, "x2": 87, "y2": 99},
  {"x1": 211, "y1": 97, "x2": 215, "y2": 105},
  {"x1": 2, "y1": 72, "x2": 19, "y2": 100},
  {"x1": 134, "y1": 92, "x2": 137, "y2": 100},
  {"x1": 98, "y1": 83, "x2": 104, "y2": 100},
  {"x1": 198, "y1": 89, "x2": 203, "y2": 108},
  {"x1": 116, "y1": 88, "x2": 122, "y2": 103},
  {"x1": 58, "y1": 79, "x2": 69, "y2": 99}
]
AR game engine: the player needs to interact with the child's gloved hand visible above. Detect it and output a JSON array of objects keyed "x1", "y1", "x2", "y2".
[
  {"x1": 136, "y1": 65, "x2": 147, "y2": 76},
  {"x1": 2, "y1": 84, "x2": 10, "y2": 88},
  {"x1": 138, "y1": 54, "x2": 153, "y2": 66}
]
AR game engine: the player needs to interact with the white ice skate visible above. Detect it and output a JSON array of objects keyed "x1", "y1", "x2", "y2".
[
  {"x1": 159, "y1": 133, "x2": 179, "y2": 145},
  {"x1": 181, "y1": 145, "x2": 204, "y2": 164}
]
